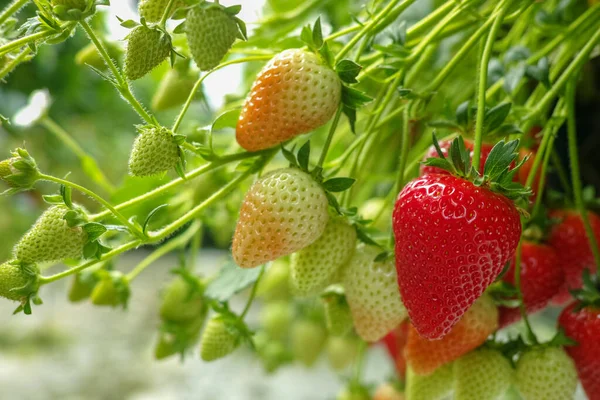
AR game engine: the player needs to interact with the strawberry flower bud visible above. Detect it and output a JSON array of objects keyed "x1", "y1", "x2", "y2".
[{"x1": 0, "y1": 148, "x2": 41, "y2": 195}]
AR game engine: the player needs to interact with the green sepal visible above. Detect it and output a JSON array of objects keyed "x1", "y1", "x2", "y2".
[
  {"x1": 569, "y1": 270, "x2": 600, "y2": 309},
  {"x1": 0, "y1": 148, "x2": 41, "y2": 195}
]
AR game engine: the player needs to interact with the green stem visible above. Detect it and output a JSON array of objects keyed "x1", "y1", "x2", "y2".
[
  {"x1": 514, "y1": 240, "x2": 538, "y2": 344},
  {"x1": 353, "y1": 340, "x2": 367, "y2": 383},
  {"x1": 79, "y1": 20, "x2": 155, "y2": 125},
  {"x1": 0, "y1": 0, "x2": 28, "y2": 25},
  {"x1": 404, "y1": 0, "x2": 455, "y2": 42},
  {"x1": 188, "y1": 227, "x2": 203, "y2": 269},
  {"x1": 395, "y1": 105, "x2": 411, "y2": 192},
  {"x1": 39, "y1": 240, "x2": 141, "y2": 284},
  {"x1": 0, "y1": 28, "x2": 59, "y2": 57},
  {"x1": 472, "y1": 0, "x2": 512, "y2": 172},
  {"x1": 551, "y1": 150, "x2": 572, "y2": 196},
  {"x1": 90, "y1": 150, "x2": 262, "y2": 221},
  {"x1": 40, "y1": 117, "x2": 115, "y2": 193},
  {"x1": 566, "y1": 80, "x2": 600, "y2": 274},
  {"x1": 531, "y1": 132, "x2": 555, "y2": 218},
  {"x1": 317, "y1": 106, "x2": 343, "y2": 169},
  {"x1": 240, "y1": 265, "x2": 265, "y2": 319},
  {"x1": 158, "y1": 0, "x2": 176, "y2": 27},
  {"x1": 172, "y1": 55, "x2": 272, "y2": 133},
  {"x1": 147, "y1": 168, "x2": 254, "y2": 242},
  {"x1": 126, "y1": 220, "x2": 201, "y2": 281},
  {"x1": 39, "y1": 174, "x2": 146, "y2": 239},
  {"x1": 529, "y1": 27, "x2": 600, "y2": 120},
  {"x1": 335, "y1": 0, "x2": 414, "y2": 63},
  {"x1": 0, "y1": 46, "x2": 31, "y2": 80}
]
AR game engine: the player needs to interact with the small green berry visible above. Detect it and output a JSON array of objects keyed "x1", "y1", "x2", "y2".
[
  {"x1": 129, "y1": 125, "x2": 180, "y2": 177},
  {"x1": 0, "y1": 260, "x2": 39, "y2": 302},
  {"x1": 200, "y1": 315, "x2": 240, "y2": 362}
]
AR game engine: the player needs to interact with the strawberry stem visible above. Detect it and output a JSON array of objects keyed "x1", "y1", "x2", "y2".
[
  {"x1": 317, "y1": 106, "x2": 343, "y2": 169},
  {"x1": 472, "y1": 0, "x2": 513, "y2": 172},
  {"x1": 0, "y1": 46, "x2": 31, "y2": 81},
  {"x1": 158, "y1": 0, "x2": 177, "y2": 27},
  {"x1": 126, "y1": 221, "x2": 201, "y2": 282},
  {"x1": 240, "y1": 264, "x2": 265, "y2": 319},
  {"x1": 40, "y1": 117, "x2": 115, "y2": 194},
  {"x1": 566, "y1": 79, "x2": 600, "y2": 275},
  {"x1": 0, "y1": 0, "x2": 28, "y2": 26},
  {"x1": 79, "y1": 20, "x2": 156, "y2": 126},
  {"x1": 513, "y1": 240, "x2": 538, "y2": 345},
  {"x1": 171, "y1": 55, "x2": 272, "y2": 134}
]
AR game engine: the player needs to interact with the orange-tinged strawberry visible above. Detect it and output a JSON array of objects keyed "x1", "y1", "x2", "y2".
[
  {"x1": 236, "y1": 49, "x2": 342, "y2": 152},
  {"x1": 404, "y1": 294, "x2": 498, "y2": 375},
  {"x1": 232, "y1": 168, "x2": 329, "y2": 268},
  {"x1": 343, "y1": 245, "x2": 407, "y2": 342}
]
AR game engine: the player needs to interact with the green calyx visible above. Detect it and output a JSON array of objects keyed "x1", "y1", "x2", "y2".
[
  {"x1": 569, "y1": 270, "x2": 600, "y2": 309},
  {"x1": 423, "y1": 133, "x2": 531, "y2": 201},
  {"x1": 51, "y1": 0, "x2": 95, "y2": 21},
  {"x1": 0, "y1": 148, "x2": 41, "y2": 195}
]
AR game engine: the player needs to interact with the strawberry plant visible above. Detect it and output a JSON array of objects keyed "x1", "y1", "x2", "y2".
[{"x1": 1, "y1": 0, "x2": 600, "y2": 397}]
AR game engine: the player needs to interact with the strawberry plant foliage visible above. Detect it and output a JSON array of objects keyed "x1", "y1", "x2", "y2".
[{"x1": 1, "y1": 0, "x2": 600, "y2": 395}]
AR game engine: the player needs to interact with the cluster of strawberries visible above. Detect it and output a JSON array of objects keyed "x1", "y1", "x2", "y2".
[{"x1": 228, "y1": 44, "x2": 600, "y2": 399}]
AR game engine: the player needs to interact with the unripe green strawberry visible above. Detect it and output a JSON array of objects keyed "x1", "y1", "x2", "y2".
[
  {"x1": 51, "y1": 0, "x2": 86, "y2": 10},
  {"x1": 343, "y1": 245, "x2": 407, "y2": 342},
  {"x1": 255, "y1": 333, "x2": 291, "y2": 373},
  {"x1": 322, "y1": 286, "x2": 353, "y2": 336},
  {"x1": 454, "y1": 348, "x2": 514, "y2": 400},
  {"x1": 155, "y1": 315, "x2": 205, "y2": 360},
  {"x1": 406, "y1": 363, "x2": 454, "y2": 400},
  {"x1": 186, "y1": 3, "x2": 241, "y2": 71},
  {"x1": 68, "y1": 271, "x2": 98, "y2": 303},
  {"x1": 291, "y1": 319, "x2": 327, "y2": 367},
  {"x1": 129, "y1": 125, "x2": 180, "y2": 177},
  {"x1": 91, "y1": 271, "x2": 130, "y2": 308},
  {"x1": 290, "y1": 217, "x2": 356, "y2": 296},
  {"x1": 259, "y1": 301, "x2": 294, "y2": 340},
  {"x1": 515, "y1": 347, "x2": 577, "y2": 400},
  {"x1": 200, "y1": 315, "x2": 240, "y2": 362},
  {"x1": 256, "y1": 258, "x2": 291, "y2": 302},
  {"x1": 0, "y1": 260, "x2": 39, "y2": 302},
  {"x1": 124, "y1": 25, "x2": 171, "y2": 81},
  {"x1": 232, "y1": 168, "x2": 329, "y2": 268},
  {"x1": 326, "y1": 336, "x2": 358, "y2": 371},
  {"x1": 14, "y1": 205, "x2": 87, "y2": 263},
  {"x1": 139, "y1": 0, "x2": 186, "y2": 23},
  {"x1": 75, "y1": 42, "x2": 122, "y2": 71},
  {"x1": 0, "y1": 148, "x2": 40, "y2": 193},
  {"x1": 151, "y1": 63, "x2": 198, "y2": 111},
  {"x1": 159, "y1": 276, "x2": 205, "y2": 323}
]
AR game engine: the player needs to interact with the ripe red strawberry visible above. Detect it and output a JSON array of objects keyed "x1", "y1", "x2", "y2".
[
  {"x1": 290, "y1": 217, "x2": 356, "y2": 296},
  {"x1": 236, "y1": 49, "x2": 342, "y2": 152},
  {"x1": 559, "y1": 303, "x2": 600, "y2": 399},
  {"x1": 405, "y1": 362, "x2": 454, "y2": 400},
  {"x1": 404, "y1": 294, "x2": 498, "y2": 375},
  {"x1": 549, "y1": 209, "x2": 600, "y2": 304},
  {"x1": 232, "y1": 168, "x2": 329, "y2": 268},
  {"x1": 499, "y1": 240, "x2": 563, "y2": 327},
  {"x1": 343, "y1": 245, "x2": 407, "y2": 342},
  {"x1": 381, "y1": 321, "x2": 410, "y2": 378},
  {"x1": 454, "y1": 348, "x2": 514, "y2": 400},
  {"x1": 420, "y1": 138, "x2": 494, "y2": 176},
  {"x1": 124, "y1": 25, "x2": 171, "y2": 81},
  {"x1": 394, "y1": 137, "x2": 524, "y2": 339},
  {"x1": 515, "y1": 346, "x2": 578, "y2": 400}
]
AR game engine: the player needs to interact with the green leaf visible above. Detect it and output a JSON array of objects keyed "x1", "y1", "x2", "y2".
[
  {"x1": 143, "y1": 204, "x2": 167, "y2": 234},
  {"x1": 484, "y1": 103, "x2": 512, "y2": 133},
  {"x1": 281, "y1": 146, "x2": 297, "y2": 166},
  {"x1": 119, "y1": 19, "x2": 139, "y2": 29},
  {"x1": 212, "y1": 108, "x2": 241, "y2": 131},
  {"x1": 325, "y1": 191, "x2": 342, "y2": 214},
  {"x1": 83, "y1": 223, "x2": 107, "y2": 241},
  {"x1": 455, "y1": 101, "x2": 470, "y2": 127},
  {"x1": 482, "y1": 139, "x2": 520, "y2": 180},
  {"x1": 224, "y1": 5, "x2": 242, "y2": 15},
  {"x1": 428, "y1": 120, "x2": 462, "y2": 131},
  {"x1": 355, "y1": 226, "x2": 379, "y2": 247},
  {"x1": 300, "y1": 24, "x2": 313, "y2": 48},
  {"x1": 336, "y1": 59, "x2": 362, "y2": 84},
  {"x1": 503, "y1": 64, "x2": 526, "y2": 94},
  {"x1": 83, "y1": 241, "x2": 99, "y2": 259},
  {"x1": 43, "y1": 194, "x2": 64, "y2": 204},
  {"x1": 341, "y1": 86, "x2": 372, "y2": 109},
  {"x1": 205, "y1": 260, "x2": 263, "y2": 302},
  {"x1": 322, "y1": 177, "x2": 355, "y2": 192},
  {"x1": 312, "y1": 17, "x2": 323, "y2": 49},
  {"x1": 61, "y1": 184, "x2": 73, "y2": 209},
  {"x1": 234, "y1": 17, "x2": 247, "y2": 41},
  {"x1": 503, "y1": 46, "x2": 530, "y2": 64},
  {"x1": 297, "y1": 141, "x2": 311, "y2": 171},
  {"x1": 342, "y1": 105, "x2": 357, "y2": 134}
]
